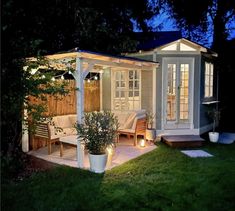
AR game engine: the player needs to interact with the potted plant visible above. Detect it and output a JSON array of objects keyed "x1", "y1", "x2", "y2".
[
  {"x1": 207, "y1": 108, "x2": 220, "y2": 143},
  {"x1": 75, "y1": 111, "x2": 118, "y2": 173},
  {"x1": 145, "y1": 111, "x2": 156, "y2": 142}
]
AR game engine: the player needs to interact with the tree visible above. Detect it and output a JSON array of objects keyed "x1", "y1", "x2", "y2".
[{"x1": 156, "y1": 0, "x2": 235, "y2": 49}]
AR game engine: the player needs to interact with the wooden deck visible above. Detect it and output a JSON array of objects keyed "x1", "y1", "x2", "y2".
[{"x1": 162, "y1": 135, "x2": 205, "y2": 148}]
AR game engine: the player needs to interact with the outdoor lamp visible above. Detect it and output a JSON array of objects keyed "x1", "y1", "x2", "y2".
[{"x1": 140, "y1": 139, "x2": 145, "y2": 147}]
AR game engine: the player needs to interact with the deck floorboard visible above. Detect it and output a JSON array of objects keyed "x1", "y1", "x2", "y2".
[{"x1": 162, "y1": 135, "x2": 205, "y2": 148}]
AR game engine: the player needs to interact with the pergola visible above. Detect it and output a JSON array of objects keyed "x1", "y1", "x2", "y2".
[{"x1": 23, "y1": 49, "x2": 158, "y2": 167}]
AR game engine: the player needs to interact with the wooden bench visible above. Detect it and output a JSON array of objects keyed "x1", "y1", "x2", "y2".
[
  {"x1": 32, "y1": 122, "x2": 59, "y2": 155},
  {"x1": 117, "y1": 118, "x2": 147, "y2": 146}
]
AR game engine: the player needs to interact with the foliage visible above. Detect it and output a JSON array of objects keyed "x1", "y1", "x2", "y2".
[
  {"x1": 1, "y1": 55, "x2": 69, "y2": 180},
  {"x1": 2, "y1": 143, "x2": 235, "y2": 210},
  {"x1": 156, "y1": 0, "x2": 235, "y2": 49},
  {"x1": 75, "y1": 111, "x2": 119, "y2": 155},
  {"x1": 146, "y1": 111, "x2": 156, "y2": 129},
  {"x1": 207, "y1": 108, "x2": 221, "y2": 132}
]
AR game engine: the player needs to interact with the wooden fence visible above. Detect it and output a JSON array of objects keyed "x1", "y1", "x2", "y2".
[
  {"x1": 29, "y1": 79, "x2": 100, "y2": 149},
  {"x1": 29, "y1": 79, "x2": 100, "y2": 116}
]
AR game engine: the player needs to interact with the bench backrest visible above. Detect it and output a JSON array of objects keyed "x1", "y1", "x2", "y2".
[{"x1": 34, "y1": 122, "x2": 51, "y2": 139}]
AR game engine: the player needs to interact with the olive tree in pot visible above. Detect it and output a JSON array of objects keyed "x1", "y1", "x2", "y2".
[
  {"x1": 146, "y1": 111, "x2": 156, "y2": 142},
  {"x1": 75, "y1": 111, "x2": 118, "y2": 173},
  {"x1": 207, "y1": 108, "x2": 220, "y2": 143}
]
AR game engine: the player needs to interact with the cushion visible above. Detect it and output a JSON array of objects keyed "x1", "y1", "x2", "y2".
[
  {"x1": 50, "y1": 125, "x2": 64, "y2": 139},
  {"x1": 56, "y1": 115, "x2": 72, "y2": 128},
  {"x1": 122, "y1": 112, "x2": 136, "y2": 129},
  {"x1": 69, "y1": 114, "x2": 77, "y2": 126},
  {"x1": 113, "y1": 111, "x2": 130, "y2": 128},
  {"x1": 51, "y1": 116, "x2": 59, "y2": 128},
  {"x1": 61, "y1": 127, "x2": 77, "y2": 136}
]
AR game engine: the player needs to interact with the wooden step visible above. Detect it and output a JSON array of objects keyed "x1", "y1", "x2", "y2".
[{"x1": 162, "y1": 135, "x2": 206, "y2": 148}]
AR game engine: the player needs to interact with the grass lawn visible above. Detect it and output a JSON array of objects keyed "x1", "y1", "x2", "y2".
[{"x1": 2, "y1": 142, "x2": 235, "y2": 211}]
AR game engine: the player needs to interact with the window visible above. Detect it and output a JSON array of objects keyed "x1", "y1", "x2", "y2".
[
  {"x1": 113, "y1": 70, "x2": 140, "y2": 110},
  {"x1": 204, "y1": 62, "x2": 214, "y2": 98}
]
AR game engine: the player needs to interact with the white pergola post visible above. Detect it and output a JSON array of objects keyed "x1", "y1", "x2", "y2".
[
  {"x1": 74, "y1": 57, "x2": 96, "y2": 168},
  {"x1": 22, "y1": 108, "x2": 29, "y2": 152},
  {"x1": 75, "y1": 57, "x2": 85, "y2": 168}
]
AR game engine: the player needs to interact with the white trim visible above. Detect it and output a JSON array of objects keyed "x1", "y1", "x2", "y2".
[
  {"x1": 82, "y1": 62, "x2": 95, "y2": 78},
  {"x1": 100, "y1": 71, "x2": 103, "y2": 111},
  {"x1": 156, "y1": 51, "x2": 201, "y2": 55},
  {"x1": 111, "y1": 68, "x2": 114, "y2": 110},
  {"x1": 198, "y1": 55, "x2": 201, "y2": 132},
  {"x1": 22, "y1": 108, "x2": 29, "y2": 152},
  {"x1": 202, "y1": 101, "x2": 219, "y2": 105},
  {"x1": 156, "y1": 129, "x2": 199, "y2": 136},
  {"x1": 75, "y1": 57, "x2": 84, "y2": 168},
  {"x1": 161, "y1": 57, "x2": 165, "y2": 130},
  {"x1": 139, "y1": 70, "x2": 142, "y2": 110},
  {"x1": 158, "y1": 39, "x2": 207, "y2": 53},
  {"x1": 157, "y1": 123, "x2": 214, "y2": 136},
  {"x1": 162, "y1": 57, "x2": 194, "y2": 130},
  {"x1": 75, "y1": 57, "x2": 84, "y2": 124},
  {"x1": 152, "y1": 53, "x2": 157, "y2": 128},
  {"x1": 190, "y1": 58, "x2": 195, "y2": 129},
  {"x1": 81, "y1": 58, "x2": 156, "y2": 70}
]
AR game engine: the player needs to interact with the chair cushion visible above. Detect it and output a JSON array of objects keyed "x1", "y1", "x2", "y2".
[
  {"x1": 122, "y1": 112, "x2": 136, "y2": 129},
  {"x1": 56, "y1": 115, "x2": 72, "y2": 128},
  {"x1": 69, "y1": 115, "x2": 77, "y2": 126}
]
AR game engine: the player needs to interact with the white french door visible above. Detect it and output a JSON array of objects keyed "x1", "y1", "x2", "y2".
[{"x1": 162, "y1": 58, "x2": 194, "y2": 129}]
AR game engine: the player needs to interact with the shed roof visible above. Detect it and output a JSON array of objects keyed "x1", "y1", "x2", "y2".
[
  {"x1": 28, "y1": 49, "x2": 158, "y2": 71},
  {"x1": 136, "y1": 31, "x2": 182, "y2": 51},
  {"x1": 135, "y1": 31, "x2": 217, "y2": 56}
]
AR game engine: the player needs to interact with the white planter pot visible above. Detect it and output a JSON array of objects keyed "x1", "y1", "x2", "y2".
[
  {"x1": 146, "y1": 129, "x2": 156, "y2": 141},
  {"x1": 209, "y1": 132, "x2": 219, "y2": 143},
  {"x1": 88, "y1": 153, "x2": 108, "y2": 173}
]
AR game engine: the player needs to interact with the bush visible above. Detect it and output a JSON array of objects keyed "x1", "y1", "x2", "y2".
[{"x1": 75, "y1": 111, "x2": 119, "y2": 155}]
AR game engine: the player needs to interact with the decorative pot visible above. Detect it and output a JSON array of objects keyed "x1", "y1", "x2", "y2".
[
  {"x1": 209, "y1": 132, "x2": 219, "y2": 143},
  {"x1": 88, "y1": 153, "x2": 108, "y2": 173},
  {"x1": 146, "y1": 129, "x2": 156, "y2": 141}
]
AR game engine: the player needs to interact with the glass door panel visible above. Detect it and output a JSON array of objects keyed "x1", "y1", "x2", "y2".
[
  {"x1": 166, "y1": 64, "x2": 176, "y2": 122},
  {"x1": 179, "y1": 64, "x2": 189, "y2": 122}
]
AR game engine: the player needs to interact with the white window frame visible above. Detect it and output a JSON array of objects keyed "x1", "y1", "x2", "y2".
[
  {"x1": 112, "y1": 69, "x2": 141, "y2": 111},
  {"x1": 204, "y1": 62, "x2": 214, "y2": 98}
]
